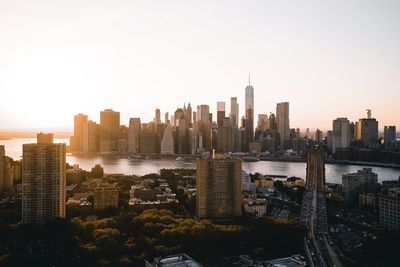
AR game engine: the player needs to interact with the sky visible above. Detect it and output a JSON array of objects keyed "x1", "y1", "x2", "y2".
[{"x1": 0, "y1": 0, "x2": 399, "y2": 132}]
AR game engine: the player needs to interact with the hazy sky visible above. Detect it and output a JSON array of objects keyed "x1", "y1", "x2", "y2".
[{"x1": 0, "y1": 0, "x2": 399, "y2": 131}]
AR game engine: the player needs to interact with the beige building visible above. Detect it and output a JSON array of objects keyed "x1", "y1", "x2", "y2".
[
  {"x1": 22, "y1": 133, "x2": 66, "y2": 224},
  {"x1": 128, "y1": 117, "x2": 141, "y2": 153},
  {"x1": 255, "y1": 178, "x2": 274, "y2": 188},
  {"x1": 100, "y1": 109, "x2": 120, "y2": 153},
  {"x1": 196, "y1": 156, "x2": 242, "y2": 220},
  {"x1": 70, "y1": 113, "x2": 88, "y2": 152},
  {"x1": 359, "y1": 193, "x2": 377, "y2": 208},
  {"x1": 94, "y1": 181, "x2": 119, "y2": 210}
]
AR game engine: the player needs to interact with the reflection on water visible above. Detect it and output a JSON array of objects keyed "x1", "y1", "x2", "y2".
[{"x1": 2, "y1": 138, "x2": 400, "y2": 184}]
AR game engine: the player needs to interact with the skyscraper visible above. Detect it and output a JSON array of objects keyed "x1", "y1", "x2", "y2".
[
  {"x1": 155, "y1": 108, "x2": 161, "y2": 124},
  {"x1": 384, "y1": 126, "x2": 396, "y2": 147},
  {"x1": 245, "y1": 78, "x2": 254, "y2": 150},
  {"x1": 186, "y1": 102, "x2": 192, "y2": 125},
  {"x1": 82, "y1": 120, "x2": 100, "y2": 153},
  {"x1": 70, "y1": 113, "x2": 88, "y2": 152},
  {"x1": 196, "y1": 155, "x2": 242, "y2": 220},
  {"x1": 230, "y1": 97, "x2": 239, "y2": 127},
  {"x1": 128, "y1": 118, "x2": 141, "y2": 153},
  {"x1": 257, "y1": 114, "x2": 269, "y2": 131},
  {"x1": 161, "y1": 126, "x2": 174, "y2": 155},
  {"x1": 332, "y1": 118, "x2": 351, "y2": 154},
  {"x1": 100, "y1": 109, "x2": 120, "y2": 153},
  {"x1": 217, "y1": 101, "x2": 225, "y2": 128},
  {"x1": 22, "y1": 133, "x2": 66, "y2": 224},
  {"x1": 276, "y1": 102, "x2": 290, "y2": 149}
]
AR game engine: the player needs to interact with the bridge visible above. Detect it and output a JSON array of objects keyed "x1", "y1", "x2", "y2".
[{"x1": 301, "y1": 146, "x2": 343, "y2": 267}]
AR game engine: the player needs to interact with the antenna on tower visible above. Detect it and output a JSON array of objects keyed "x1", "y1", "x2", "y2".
[
  {"x1": 248, "y1": 72, "x2": 251, "y2": 86},
  {"x1": 367, "y1": 109, "x2": 372, "y2": 119}
]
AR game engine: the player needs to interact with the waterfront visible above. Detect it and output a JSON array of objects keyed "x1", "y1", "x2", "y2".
[{"x1": 2, "y1": 138, "x2": 400, "y2": 184}]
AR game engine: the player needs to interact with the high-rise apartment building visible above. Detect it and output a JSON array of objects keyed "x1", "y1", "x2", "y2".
[
  {"x1": 276, "y1": 102, "x2": 290, "y2": 149},
  {"x1": 332, "y1": 118, "x2": 351, "y2": 154},
  {"x1": 22, "y1": 133, "x2": 66, "y2": 224},
  {"x1": 100, "y1": 109, "x2": 120, "y2": 153},
  {"x1": 128, "y1": 118, "x2": 141, "y2": 153},
  {"x1": 196, "y1": 155, "x2": 242, "y2": 220}
]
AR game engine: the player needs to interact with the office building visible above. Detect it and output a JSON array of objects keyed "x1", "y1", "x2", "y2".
[
  {"x1": 245, "y1": 80, "x2": 254, "y2": 150},
  {"x1": 384, "y1": 126, "x2": 396, "y2": 147},
  {"x1": 257, "y1": 114, "x2": 269, "y2": 132},
  {"x1": 154, "y1": 108, "x2": 161, "y2": 124},
  {"x1": 196, "y1": 156, "x2": 242, "y2": 220},
  {"x1": 276, "y1": 102, "x2": 290, "y2": 149},
  {"x1": 217, "y1": 117, "x2": 236, "y2": 152},
  {"x1": 82, "y1": 120, "x2": 100, "y2": 153},
  {"x1": 342, "y1": 168, "x2": 378, "y2": 204},
  {"x1": 139, "y1": 132, "x2": 160, "y2": 154},
  {"x1": 22, "y1": 133, "x2": 66, "y2": 224},
  {"x1": 128, "y1": 118, "x2": 141, "y2": 153},
  {"x1": 186, "y1": 102, "x2": 192, "y2": 125},
  {"x1": 356, "y1": 110, "x2": 378, "y2": 147},
  {"x1": 94, "y1": 181, "x2": 119, "y2": 211},
  {"x1": 380, "y1": 187, "x2": 400, "y2": 230},
  {"x1": 230, "y1": 97, "x2": 239, "y2": 127},
  {"x1": 332, "y1": 118, "x2": 351, "y2": 154},
  {"x1": 161, "y1": 126, "x2": 174, "y2": 155},
  {"x1": 217, "y1": 101, "x2": 225, "y2": 127},
  {"x1": 100, "y1": 109, "x2": 120, "y2": 153}
]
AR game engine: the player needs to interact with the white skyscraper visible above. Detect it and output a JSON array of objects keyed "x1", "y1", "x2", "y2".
[{"x1": 332, "y1": 118, "x2": 351, "y2": 154}]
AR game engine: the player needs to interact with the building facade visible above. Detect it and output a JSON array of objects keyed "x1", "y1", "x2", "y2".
[
  {"x1": 22, "y1": 133, "x2": 66, "y2": 224},
  {"x1": 196, "y1": 156, "x2": 242, "y2": 220}
]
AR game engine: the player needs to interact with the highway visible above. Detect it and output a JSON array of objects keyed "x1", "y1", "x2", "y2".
[{"x1": 301, "y1": 187, "x2": 343, "y2": 267}]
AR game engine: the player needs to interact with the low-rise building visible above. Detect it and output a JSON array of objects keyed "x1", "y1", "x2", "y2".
[
  {"x1": 243, "y1": 198, "x2": 268, "y2": 217},
  {"x1": 286, "y1": 177, "x2": 306, "y2": 187},
  {"x1": 94, "y1": 182, "x2": 119, "y2": 210}
]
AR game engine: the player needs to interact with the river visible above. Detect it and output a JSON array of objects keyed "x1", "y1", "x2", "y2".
[{"x1": 1, "y1": 138, "x2": 400, "y2": 184}]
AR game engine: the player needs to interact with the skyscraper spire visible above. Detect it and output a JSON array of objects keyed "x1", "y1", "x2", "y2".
[{"x1": 248, "y1": 72, "x2": 251, "y2": 86}]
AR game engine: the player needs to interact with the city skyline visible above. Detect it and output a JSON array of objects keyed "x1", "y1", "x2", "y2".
[{"x1": 1, "y1": 1, "x2": 400, "y2": 130}]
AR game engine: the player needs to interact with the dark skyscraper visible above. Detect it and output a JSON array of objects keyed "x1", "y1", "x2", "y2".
[{"x1": 196, "y1": 155, "x2": 242, "y2": 220}]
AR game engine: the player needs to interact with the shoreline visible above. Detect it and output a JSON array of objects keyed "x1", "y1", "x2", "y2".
[{"x1": 67, "y1": 152, "x2": 400, "y2": 170}]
